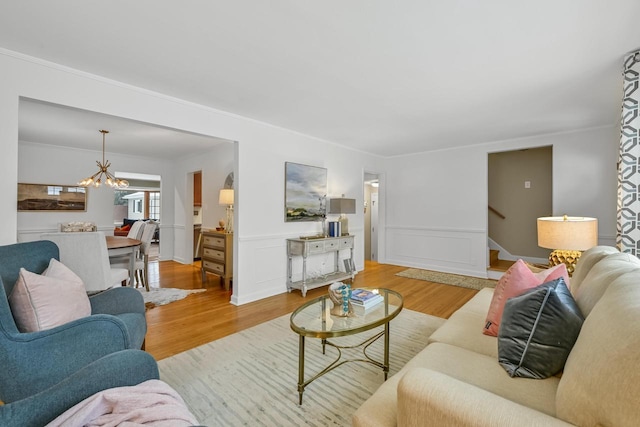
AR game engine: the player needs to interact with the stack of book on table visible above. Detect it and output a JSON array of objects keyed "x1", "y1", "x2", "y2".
[{"x1": 350, "y1": 288, "x2": 383, "y2": 314}]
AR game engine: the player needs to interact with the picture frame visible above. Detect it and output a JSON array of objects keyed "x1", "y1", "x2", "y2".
[
  {"x1": 344, "y1": 258, "x2": 356, "y2": 274},
  {"x1": 285, "y1": 162, "x2": 327, "y2": 222},
  {"x1": 17, "y1": 183, "x2": 87, "y2": 212}
]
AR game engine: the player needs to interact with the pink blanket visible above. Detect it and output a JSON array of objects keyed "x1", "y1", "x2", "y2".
[{"x1": 46, "y1": 380, "x2": 199, "y2": 427}]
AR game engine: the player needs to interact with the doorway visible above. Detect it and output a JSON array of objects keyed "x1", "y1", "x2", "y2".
[
  {"x1": 113, "y1": 173, "x2": 161, "y2": 260},
  {"x1": 193, "y1": 171, "x2": 202, "y2": 260},
  {"x1": 364, "y1": 173, "x2": 380, "y2": 261},
  {"x1": 488, "y1": 146, "x2": 552, "y2": 262}
]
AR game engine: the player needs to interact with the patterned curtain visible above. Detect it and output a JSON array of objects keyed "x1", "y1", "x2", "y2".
[{"x1": 617, "y1": 50, "x2": 640, "y2": 254}]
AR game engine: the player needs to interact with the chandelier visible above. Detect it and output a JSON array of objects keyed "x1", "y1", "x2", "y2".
[{"x1": 78, "y1": 130, "x2": 129, "y2": 189}]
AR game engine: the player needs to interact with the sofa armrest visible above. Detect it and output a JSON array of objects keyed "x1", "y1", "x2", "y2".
[
  {"x1": 90, "y1": 287, "x2": 145, "y2": 315},
  {"x1": 397, "y1": 368, "x2": 573, "y2": 427},
  {"x1": 0, "y1": 349, "x2": 159, "y2": 427},
  {"x1": 2, "y1": 314, "x2": 132, "y2": 403}
]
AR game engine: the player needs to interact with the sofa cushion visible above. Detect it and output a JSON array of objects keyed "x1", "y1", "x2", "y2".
[
  {"x1": 455, "y1": 287, "x2": 495, "y2": 315},
  {"x1": 556, "y1": 270, "x2": 640, "y2": 427},
  {"x1": 397, "y1": 369, "x2": 571, "y2": 427},
  {"x1": 428, "y1": 288, "x2": 498, "y2": 357},
  {"x1": 498, "y1": 278, "x2": 583, "y2": 379},
  {"x1": 569, "y1": 245, "x2": 618, "y2": 294},
  {"x1": 483, "y1": 260, "x2": 568, "y2": 336},
  {"x1": 8, "y1": 259, "x2": 91, "y2": 332},
  {"x1": 410, "y1": 343, "x2": 560, "y2": 415},
  {"x1": 353, "y1": 342, "x2": 560, "y2": 426},
  {"x1": 573, "y1": 251, "x2": 640, "y2": 317}
]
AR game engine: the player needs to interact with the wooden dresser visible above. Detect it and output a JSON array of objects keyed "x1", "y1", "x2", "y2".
[{"x1": 201, "y1": 230, "x2": 233, "y2": 290}]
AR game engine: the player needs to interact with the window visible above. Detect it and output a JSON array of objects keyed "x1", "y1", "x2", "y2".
[
  {"x1": 47, "y1": 186, "x2": 63, "y2": 196},
  {"x1": 149, "y1": 191, "x2": 160, "y2": 221},
  {"x1": 113, "y1": 188, "x2": 160, "y2": 222},
  {"x1": 133, "y1": 199, "x2": 143, "y2": 214}
]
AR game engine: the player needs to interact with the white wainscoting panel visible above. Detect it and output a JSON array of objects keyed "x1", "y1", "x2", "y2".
[
  {"x1": 232, "y1": 232, "x2": 363, "y2": 306},
  {"x1": 233, "y1": 234, "x2": 288, "y2": 305},
  {"x1": 385, "y1": 226, "x2": 488, "y2": 278}
]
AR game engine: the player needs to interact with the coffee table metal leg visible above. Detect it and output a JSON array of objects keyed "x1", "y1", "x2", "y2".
[
  {"x1": 298, "y1": 334, "x2": 305, "y2": 404},
  {"x1": 384, "y1": 322, "x2": 390, "y2": 380}
]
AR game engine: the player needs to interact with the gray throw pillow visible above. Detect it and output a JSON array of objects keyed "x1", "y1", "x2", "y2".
[{"x1": 498, "y1": 277, "x2": 584, "y2": 379}]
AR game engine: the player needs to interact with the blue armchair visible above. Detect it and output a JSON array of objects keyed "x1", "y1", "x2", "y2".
[{"x1": 0, "y1": 240, "x2": 159, "y2": 426}]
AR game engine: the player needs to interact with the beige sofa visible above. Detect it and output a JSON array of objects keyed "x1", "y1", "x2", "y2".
[{"x1": 353, "y1": 246, "x2": 640, "y2": 426}]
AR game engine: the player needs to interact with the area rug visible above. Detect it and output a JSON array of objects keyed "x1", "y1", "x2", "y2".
[
  {"x1": 396, "y1": 268, "x2": 497, "y2": 290},
  {"x1": 158, "y1": 310, "x2": 445, "y2": 426},
  {"x1": 138, "y1": 287, "x2": 206, "y2": 309}
]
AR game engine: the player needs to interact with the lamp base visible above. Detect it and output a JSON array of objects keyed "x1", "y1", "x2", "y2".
[
  {"x1": 338, "y1": 214, "x2": 349, "y2": 236},
  {"x1": 548, "y1": 249, "x2": 582, "y2": 277},
  {"x1": 225, "y1": 205, "x2": 234, "y2": 233}
]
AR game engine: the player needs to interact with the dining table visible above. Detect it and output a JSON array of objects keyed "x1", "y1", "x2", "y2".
[{"x1": 106, "y1": 235, "x2": 142, "y2": 286}]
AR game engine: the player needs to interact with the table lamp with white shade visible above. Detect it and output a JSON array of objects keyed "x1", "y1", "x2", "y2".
[
  {"x1": 537, "y1": 215, "x2": 598, "y2": 276},
  {"x1": 219, "y1": 189, "x2": 234, "y2": 233}
]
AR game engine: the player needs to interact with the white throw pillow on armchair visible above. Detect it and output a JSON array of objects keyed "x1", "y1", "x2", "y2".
[{"x1": 8, "y1": 258, "x2": 91, "y2": 332}]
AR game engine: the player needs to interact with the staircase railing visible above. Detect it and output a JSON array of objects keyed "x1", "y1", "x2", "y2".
[{"x1": 488, "y1": 205, "x2": 506, "y2": 219}]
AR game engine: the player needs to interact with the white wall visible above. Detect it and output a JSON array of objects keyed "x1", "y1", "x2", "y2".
[
  {"x1": 2, "y1": 48, "x2": 617, "y2": 302},
  {"x1": 0, "y1": 49, "x2": 384, "y2": 305},
  {"x1": 172, "y1": 142, "x2": 234, "y2": 264},
  {"x1": 383, "y1": 126, "x2": 618, "y2": 277},
  {"x1": 17, "y1": 141, "x2": 176, "y2": 260},
  {"x1": 236, "y1": 135, "x2": 384, "y2": 304}
]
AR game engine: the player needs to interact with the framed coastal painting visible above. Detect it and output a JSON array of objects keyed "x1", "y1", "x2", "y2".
[
  {"x1": 285, "y1": 162, "x2": 327, "y2": 222},
  {"x1": 17, "y1": 183, "x2": 87, "y2": 212}
]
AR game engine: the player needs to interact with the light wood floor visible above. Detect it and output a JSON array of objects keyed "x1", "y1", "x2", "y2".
[{"x1": 145, "y1": 259, "x2": 478, "y2": 360}]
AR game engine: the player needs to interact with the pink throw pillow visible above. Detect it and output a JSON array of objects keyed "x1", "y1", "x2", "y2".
[
  {"x1": 8, "y1": 259, "x2": 91, "y2": 332},
  {"x1": 44, "y1": 258, "x2": 85, "y2": 286},
  {"x1": 483, "y1": 260, "x2": 568, "y2": 336}
]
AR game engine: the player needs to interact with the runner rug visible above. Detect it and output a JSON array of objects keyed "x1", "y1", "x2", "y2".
[
  {"x1": 158, "y1": 310, "x2": 445, "y2": 427},
  {"x1": 396, "y1": 268, "x2": 497, "y2": 290}
]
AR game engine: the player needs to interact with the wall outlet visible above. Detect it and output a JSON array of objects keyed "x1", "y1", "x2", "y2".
[{"x1": 524, "y1": 181, "x2": 531, "y2": 189}]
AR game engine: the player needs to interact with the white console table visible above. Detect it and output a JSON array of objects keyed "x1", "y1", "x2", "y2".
[{"x1": 286, "y1": 235, "x2": 356, "y2": 297}]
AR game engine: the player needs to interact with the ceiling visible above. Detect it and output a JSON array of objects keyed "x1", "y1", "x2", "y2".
[
  {"x1": 2, "y1": 1, "x2": 640, "y2": 157},
  {"x1": 18, "y1": 99, "x2": 229, "y2": 160}
]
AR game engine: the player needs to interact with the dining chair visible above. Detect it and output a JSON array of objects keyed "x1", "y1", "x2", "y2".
[
  {"x1": 127, "y1": 220, "x2": 146, "y2": 240},
  {"x1": 41, "y1": 232, "x2": 130, "y2": 292},
  {"x1": 110, "y1": 222, "x2": 157, "y2": 291}
]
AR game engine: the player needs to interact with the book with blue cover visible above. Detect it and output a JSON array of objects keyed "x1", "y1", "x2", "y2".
[{"x1": 350, "y1": 288, "x2": 382, "y2": 304}]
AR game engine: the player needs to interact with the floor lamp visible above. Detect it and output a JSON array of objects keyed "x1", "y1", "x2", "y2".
[
  {"x1": 219, "y1": 189, "x2": 234, "y2": 233},
  {"x1": 537, "y1": 215, "x2": 598, "y2": 276}
]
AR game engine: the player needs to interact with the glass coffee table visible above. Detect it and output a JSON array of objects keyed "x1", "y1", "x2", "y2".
[{"x1": 289, "y1": 288, "x2": 403, "y2": 404}]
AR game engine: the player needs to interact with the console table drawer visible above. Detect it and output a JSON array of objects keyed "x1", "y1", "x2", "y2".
[
  {"x1": 339, "y1": 237, "x2": 354, "y2": 249},
  {"x1": 203, "y1": 260, "x2": 224, "y2": 275},
  {"x1": 324, "y1": 239, "x2": 340, "y2": 251},
  {"x1": 203, "y1": 247, "x2": 225, "y2": 261},
  {"x1": 307, "y1": 241, "x2": 325, "y2": 253}
]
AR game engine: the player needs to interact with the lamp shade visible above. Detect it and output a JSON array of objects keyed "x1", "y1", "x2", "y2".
[
  {"x1": 218, "y1": 189, "x2": 234, "y2": 205},
  {"x1": 328, "y1": 198, "x2": 356, "y2": 214},
  {"x1": 537, "y1": 216, "x2": 598, "y2": 250}
]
